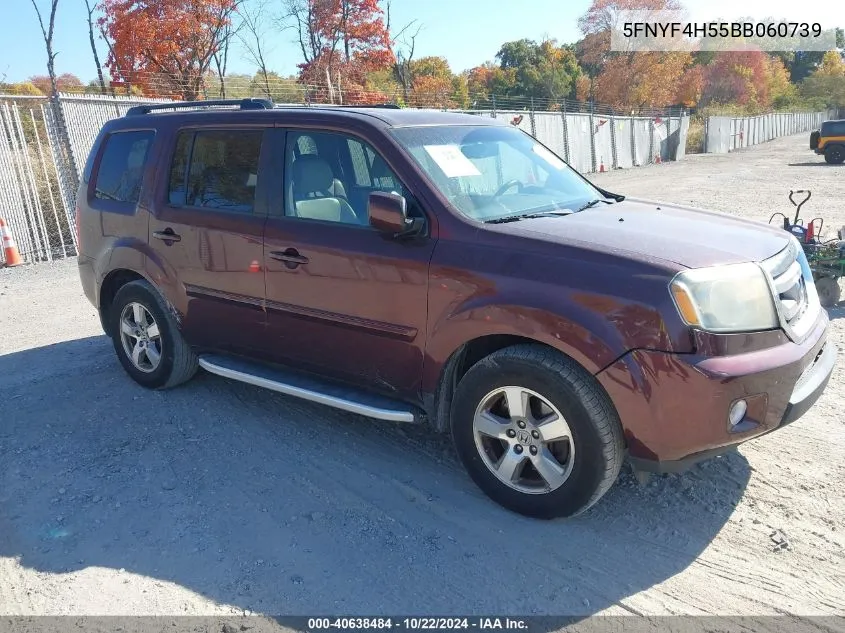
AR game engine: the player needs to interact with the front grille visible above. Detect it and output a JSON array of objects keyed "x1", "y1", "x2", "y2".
[{"x1": 761, "y1": 239, "x2": 820, "y2": 342}]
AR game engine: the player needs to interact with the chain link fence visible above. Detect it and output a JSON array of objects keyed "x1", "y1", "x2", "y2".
[
  {"x1": 0, "y1": 92, "x2": 690, "y2": 266},
  {"x1": 0, "y1": 97, "x2": 77, "y2": 264}
]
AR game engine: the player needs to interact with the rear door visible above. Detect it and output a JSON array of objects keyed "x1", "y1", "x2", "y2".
[
  {"x1": 261, "y1": 127, "x2": 437, "y2": 398},
  {"x1": 147, "y1": 121, "x2": 273, "y2": 355}
]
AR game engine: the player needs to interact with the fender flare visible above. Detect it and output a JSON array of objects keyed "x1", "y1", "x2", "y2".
[
  {"x1": 422, "y1": 302, "x2": 632, "y2": 432},
  {"x1": 97, "y1": 238, "x2": 179, "y2": 330}
]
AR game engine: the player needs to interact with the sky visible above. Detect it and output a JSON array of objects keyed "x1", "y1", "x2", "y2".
[{"x1": 1, "y1": 0, "x2": 838, "y2": 85}]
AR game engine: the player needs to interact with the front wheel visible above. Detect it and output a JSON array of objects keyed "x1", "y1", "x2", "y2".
[
  {"x1": 450, "y1": 344, "x2": 624, "y2": 519},
  {"x1": 108, "y1": 279, "x2": 198, "y2": 389}
]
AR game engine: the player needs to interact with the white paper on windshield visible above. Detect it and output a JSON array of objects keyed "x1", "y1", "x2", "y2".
[
  {"x1": 423, "y1": 145, "x2": 481, "y2": 178},
  {"x1": 532, "y1": 144, "x2": 567, "y2": 170}
]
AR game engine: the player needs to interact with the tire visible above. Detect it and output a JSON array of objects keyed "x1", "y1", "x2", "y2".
[
  {"x1": 107, "y1": 279, "x2": 198, "y2": 389},
  {"x1": 450, "y1": 344, "x2": 624, "y2": 519},
  {"x1": 825, "y1": 145, "x2": 844, "y2": 165},
  {"x1": 815, "y1": 276, "x2": 841, "y2": 308}
]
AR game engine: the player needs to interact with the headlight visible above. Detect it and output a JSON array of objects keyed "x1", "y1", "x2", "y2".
[{"x1": 670, "y1": 262, "x2": 778, "y2": 333}]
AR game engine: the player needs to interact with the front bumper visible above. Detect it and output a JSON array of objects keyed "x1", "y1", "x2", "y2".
[{"x1": 597, "y1": 311, "x2": 836, "y2": 473}]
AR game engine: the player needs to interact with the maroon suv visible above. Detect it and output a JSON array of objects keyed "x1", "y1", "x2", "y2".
[{"x1": 76, "y1": 99, "x2": 837, "y2": 519}]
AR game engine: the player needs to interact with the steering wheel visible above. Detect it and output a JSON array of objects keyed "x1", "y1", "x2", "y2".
[{"x1": 493, "y1": 179, "x2": 521, "y2": 198}]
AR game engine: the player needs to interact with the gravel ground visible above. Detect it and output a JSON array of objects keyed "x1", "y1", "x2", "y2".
[{"x1": 1, "y1": 133, "x2": 844, "y2": 621}]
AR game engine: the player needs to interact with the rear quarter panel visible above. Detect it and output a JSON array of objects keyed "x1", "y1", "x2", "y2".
[{"x1": 77, "y1": 120, "x2": 160, "y2": 312}]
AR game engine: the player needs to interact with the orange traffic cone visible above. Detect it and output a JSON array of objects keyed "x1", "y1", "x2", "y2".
[
  {"x1": 599, "y1": 158, "x2": 606, "y2": 173},
  {"x1": 0, "y1": 217, "x2": 24, "y2": 267},
  {"x1": 655, "y1": 153, "x2": 662, "y2": 164}
]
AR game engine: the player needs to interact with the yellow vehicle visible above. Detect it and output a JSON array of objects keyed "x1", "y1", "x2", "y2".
[{"x1": 810, "y1": 119, "x2": 845, "y2": 164}]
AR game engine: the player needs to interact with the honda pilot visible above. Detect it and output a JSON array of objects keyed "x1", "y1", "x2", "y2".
[{"x1": 76, "y1": 99, "x2": 837, "y2": 519}]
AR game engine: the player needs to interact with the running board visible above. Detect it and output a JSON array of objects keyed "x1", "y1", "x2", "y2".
[{"x1": 198, "y1": 354, "x2": 419, "y2": 423}]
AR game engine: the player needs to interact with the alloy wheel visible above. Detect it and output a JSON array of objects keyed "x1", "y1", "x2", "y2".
[
  {"x1": 119, "y1": 302, "x2": 163, "y2": 373},
  {"x1": 472, "y1": 386, "x2": 576, "y2": 494}
]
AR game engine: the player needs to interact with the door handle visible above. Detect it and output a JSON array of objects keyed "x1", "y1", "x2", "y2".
[
  {"x1": 269, "y1": 248, "x2": 309, "y2": 267},
  {"x1": 152, "y1": 228, "x2": 181, "y2": 243}
]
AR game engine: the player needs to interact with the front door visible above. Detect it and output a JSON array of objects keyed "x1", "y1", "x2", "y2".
[
  {"x1": 262, "y1": 128, "x2": 436, "y2": 398},
  {"x1": 147, "y1": 124, "x2": 272, "y2": 355}
]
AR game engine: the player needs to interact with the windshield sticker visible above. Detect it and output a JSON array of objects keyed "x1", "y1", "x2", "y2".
[
  {"x1": 532, "y1": 144, "x2": 567, "y2": 169},
  {"x1": 423, "y1": 145, "x2": 482, "y2": 178}
]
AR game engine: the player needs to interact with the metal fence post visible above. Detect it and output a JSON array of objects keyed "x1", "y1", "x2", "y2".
[
  {"x1": 589, "y1": 100, "x2": 596, "y2": 172},
  {"x1": 648, "y1": 117, "x2": 654, "y2": 164},
  {"x1": 529, "y1": 97, "x2": 536, "y2": 137},
  {"x1": 609, "y1": 115, "x2": 618, "y2": 169},
  {"x1": 561, "y1": 101, "x2": 570, "y2": 163},
  {"x1": 630, "y1": 112, "x2": 637, "y2": 166}
]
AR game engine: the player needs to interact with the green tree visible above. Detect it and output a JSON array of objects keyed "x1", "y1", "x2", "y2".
[
  {"x1": 494, "y1": 38, "x2": 581, "y2": 103},
  {"x1": 800, "y1": 50, "x2": 845, "y2": 108},
  {"x1": 451, "y1": 74, "x2": 470, "y2": 108},
  {"x1": 410, "y1": 56, "x2": 452, "y2": 80}
]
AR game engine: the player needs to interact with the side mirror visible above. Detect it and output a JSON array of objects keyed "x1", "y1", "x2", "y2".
[{"x1": 368, "y1": 191, "x2": 421, "y2": 237}]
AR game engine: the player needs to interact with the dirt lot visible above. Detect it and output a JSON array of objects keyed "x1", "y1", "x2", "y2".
[{"x1": 1, "y1": 133, "x2": 844, "y2": 621}]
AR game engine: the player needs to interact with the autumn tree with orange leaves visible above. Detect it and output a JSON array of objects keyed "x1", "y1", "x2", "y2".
[
  {"x1": 576, "y1": 0, "x2": 696, "y2": 110},
  {"x1": 284, "y1": 0, "x2": 393, "y2": 103},
  {"x1": 98, "y1": 0, "x2": 240, "y2": 100},
  {"x1": 700, "y1": 50, "x2": 772, "y2": 109}
]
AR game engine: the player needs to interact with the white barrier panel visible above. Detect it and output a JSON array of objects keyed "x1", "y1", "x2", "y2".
[
  {"x1": 593, "y1": 116, "x2": 613, "y2": 171},
  {"x1": 704, "y1": 110, "x2": 831, "y2": 154},
  {"x1": 613, "y1": 117, "x2": 634, "y2": 168},
  {"x1": 565, "y1": 114, "x2": 593, "y2": 173}
]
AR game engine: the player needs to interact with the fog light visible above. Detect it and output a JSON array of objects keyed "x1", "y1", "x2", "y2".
[{"x1": 729, "y1": 399, "x2": 748, "y2": 428}]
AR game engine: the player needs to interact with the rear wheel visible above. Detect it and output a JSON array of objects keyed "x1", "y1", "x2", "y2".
[
  {"x1": 450, "y1": 344, "x2": 624, "y2": 519},
  {"x1": 108, "y1": 280, "x2": 198, "y2": 389},
  {"x1": 825, "y1": 145, "x2": 844, "y2": 164}
]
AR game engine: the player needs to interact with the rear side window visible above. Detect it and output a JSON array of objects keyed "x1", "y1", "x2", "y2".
[
  {"x1": 168, "y1": 130, "x2": 263, "y2": 213},
  {"x1": 93, "y1": 130, "x2": 154, "y2": 203},
  {"x1": 828, "y1": 121, "x2": 845, "y2": 136}
]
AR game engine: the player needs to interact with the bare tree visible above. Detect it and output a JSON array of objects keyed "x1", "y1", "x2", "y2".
[
  {"x1": 282, "y1": 0, "x2": 338, "y2": 65},
  {"x1": 237, "y1": 0, "x2": 275, "y2": 99},
  {"x1": 212, "y1": 20, "x2": 234, "y2": 97},
  {"x1": 385, "y1": 1, "x2": 421, "y2": 104},
  {"x1": 281, "y1": 0, "x2": 344, "y2": 99},
  {"x1": 97, "y1": 23, "x2": 127, "y2": 94},
  {"x1": 29, "y1": 0, "x2": 60, "y2": 97},
  {"x1": 211, "y1": 0, "x2": 245, "y2": 98},
  {"x1": 83, "y1": 0, "x2": 107, "y2": 94}
]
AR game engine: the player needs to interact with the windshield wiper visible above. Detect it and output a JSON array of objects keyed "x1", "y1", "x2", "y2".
[
  {"x1": 485, "y1": 209, "x2": 573, "y2": 224},
  {"x1": 575, "y1": 198, "x2": 614, "y2": 212}
]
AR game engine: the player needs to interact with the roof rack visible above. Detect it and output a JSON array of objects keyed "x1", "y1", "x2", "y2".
[
  {"x1": 272, "y1": 102, "x2": 402, "y2": 110},
  {"x1": 125, "y1": 98, "x2": 274, "y2": 117},
  {"x1": 332, "y1": 103, "x2": 401, "y2": 109}
]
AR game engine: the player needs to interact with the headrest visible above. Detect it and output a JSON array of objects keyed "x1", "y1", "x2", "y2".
[
  {"x1": 372, "y1": 154, "x2": 396, "y2": 180},
  {"x1": 292, "y1": 155, "x2": 334, "y2": 194}
]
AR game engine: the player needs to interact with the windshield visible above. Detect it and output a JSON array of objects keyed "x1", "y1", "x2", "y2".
[{"x1": 390, "y1": 124, "x2": 605, "y2": 223}]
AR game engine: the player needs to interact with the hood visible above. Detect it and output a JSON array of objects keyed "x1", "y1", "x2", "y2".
[{"x1": 492, "y1": 198, "x2": 791, "y2": 269}]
